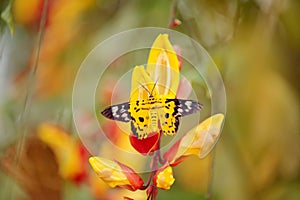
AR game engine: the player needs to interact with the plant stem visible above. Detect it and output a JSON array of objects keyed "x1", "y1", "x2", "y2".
[
  {"x1": 206, "y1": 149, "x2": 216, "y2": 200},
  {"x1": 8, "y1": 0, "x2": 49, "y2": 199}
]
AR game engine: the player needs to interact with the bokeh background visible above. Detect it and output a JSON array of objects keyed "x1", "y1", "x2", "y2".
[{"x1": 0, "y1": 0, "x2": 299, "y2": 199}]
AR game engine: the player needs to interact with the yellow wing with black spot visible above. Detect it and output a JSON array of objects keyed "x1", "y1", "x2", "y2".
[{"x1": 159, "y1": 99, "x2": 203, "y2": 135}]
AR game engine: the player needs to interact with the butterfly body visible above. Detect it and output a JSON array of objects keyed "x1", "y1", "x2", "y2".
[{"x1": 101, "y1": 94, "x2": 203, "y2": 139}]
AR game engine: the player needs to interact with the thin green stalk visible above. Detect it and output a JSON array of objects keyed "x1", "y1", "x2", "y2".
[
  {"x1": 206, "y1": 149, "x2": 217, "y2": 200},
  {"x1": 8, "y1": 0, "x2": 49, "y2": 199}
]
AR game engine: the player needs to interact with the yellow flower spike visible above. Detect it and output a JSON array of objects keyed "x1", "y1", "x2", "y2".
[
  {"x1": 182, "y1": 114, "x2": 224, "y2": 158},
  {"x1": 164, "y1": 114, "x2": 224, "y2": 165},
  {"x1": 181, "y1": 114, "x2": 224, "y2": 158},
  {"x1": 146, "y1": 34, "x2": 180, "y2": 98},
  {"x1": 37, "y1": 123, "x2": 84, "y2": 181},
  {"x1": 154, "y1": 166, "x2": 175, "y2": 190},
  {"x1": 89, "y1": 157, "x2": 130, "y2": 188},
  {"x1": 89, "y1": 157, "x2": 144, "y2": 191}
]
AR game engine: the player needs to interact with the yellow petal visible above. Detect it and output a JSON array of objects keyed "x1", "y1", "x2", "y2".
[
  {"x1": 37, "y1": 123, "x2": 82, "y2": 179},
  {"x1": 175, "y1": 114, "x2": 224, "y2": 160},
  {"x1": 155, "y1": 166, "x2": 175, "y2": 190},
  {"x1": 130, "y1": 65, "x2": 158, "y2": 101},
  {"x1": 146, "y1": 34, "x2": 179, "y2": 98},
  {"x1": 89, "y1": 157, "x2": 130, "y2": 188}
]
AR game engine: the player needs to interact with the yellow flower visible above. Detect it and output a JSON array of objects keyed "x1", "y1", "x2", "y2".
[
  {"x1": 153, "y1": 166, "x2": 175, "y2": 190},
  {"x1": 181, "y1": 114, "x2": 224, "y2": 157},
  {"x1": 164, "y1": 114, "x2": 224, "y2": 165},
  {"x1": 127, "y1": 34, "x2": 181, "y2": 149},
  {"x1": 130, "y1": 34, "x2": 180, "y2": 101},
  {"x1": 147, "y1": 34, "x2": 180, "y2": 98},
  {"x1": 89, "y1": 157, "x2": 144, "y2": 191},
  {"x1": 37, "y1": 123, "x2": 87, "y2": 183}
]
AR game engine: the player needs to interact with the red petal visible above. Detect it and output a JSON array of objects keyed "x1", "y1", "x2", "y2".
[
  {"x1": 129, "y1": 132, "x2": 160, "y2": 155},
  {"x1": 147, "y1": 185, "x2": 158, "y2": 200},
  {"x1": 163, "y1": 138, "x2": 190, "y2": 167},
  {"x1": 71, "y1": 143, "x2": 90, "y2": 184},
  {"x1": 124, "y1": 197, "x2": 134, "y2": 200},
  {"x1": 170, "y1": 156, "x2": 189, "y2": 167},
  {"x1": 116, "y1": 161, "x2": 144, "y2": 191},
  {"x1": 173, "y1": 45, "x2": 182, "y2": 70},
  {"x1": 163, "y1": 139, "x2": 181, "y2": 163}
]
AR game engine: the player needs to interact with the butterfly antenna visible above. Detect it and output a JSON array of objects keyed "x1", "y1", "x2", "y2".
[
  {"x1": 150, "y1": 78, "x2": 159, "y2": 96},
  {"x1": 150, "y1": 79, "x2": 158, "y2": 96},
  {"x1": 137, "y1": 81, "x2": 151, "y2": 95}
]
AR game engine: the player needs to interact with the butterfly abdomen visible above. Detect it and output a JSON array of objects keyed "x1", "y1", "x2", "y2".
[{"x1": 150, "y1": 108, "x2": 158, "y2": 131}]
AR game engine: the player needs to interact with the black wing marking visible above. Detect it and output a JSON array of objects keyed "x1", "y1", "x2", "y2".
[
  {"x1": 176, "y1": 99, "x2": 203, "y2": 116},
  {"x1": 130, "y1": 121, "x2": 138, "y2": 137},
  {"x1": 165, "y1": 99, "x2": 203, "y2": 117},
  {"x1": 101, "y1": 102, "x2": 131, "y2": 122}
]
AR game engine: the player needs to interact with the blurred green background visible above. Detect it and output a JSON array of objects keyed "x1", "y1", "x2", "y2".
[{"x1": 0, "y1": 0, "x2": 299, "y2": 199}]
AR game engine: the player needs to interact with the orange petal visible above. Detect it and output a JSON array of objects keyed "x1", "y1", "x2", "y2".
[{"x1": 37, "y1": 123, "x2": 86, "y2": 182}]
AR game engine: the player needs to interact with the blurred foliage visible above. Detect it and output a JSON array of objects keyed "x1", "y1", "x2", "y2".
[
  {"x1": 0, "y1": 0, "x2": 299, "y2": 199},
  {"x1": 0, "y1": 0, "x2": 14, "y2": 35}
]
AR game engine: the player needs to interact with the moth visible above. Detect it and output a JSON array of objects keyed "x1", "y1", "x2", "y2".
[{"x1": 101, "y1": 84, "x2": 203, "y2": 139}]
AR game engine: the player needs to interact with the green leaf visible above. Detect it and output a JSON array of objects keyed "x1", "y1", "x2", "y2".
[{"x1": 1, "y1": 1, "x2": 14, "y2": 36}]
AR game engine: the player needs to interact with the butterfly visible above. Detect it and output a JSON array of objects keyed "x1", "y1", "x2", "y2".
[{"x1": 101, "y1": 84, "x2": 203, "y2": 139}]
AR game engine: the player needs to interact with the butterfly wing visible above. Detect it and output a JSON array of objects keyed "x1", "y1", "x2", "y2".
[
  {"x1": 175, "y1": 99, "x2": 203, "y2": 117},
  {"x1": 159, "y1": 99, "x2": 203, "y2": 135},
  {"x1": 159, "y1": 99, "x2": 180, "y2": 135},
  {"x1": 129, "y1": 100, "x2": 155, "y2": 139},
  {"x1": 101, "y1": 102, "x2": 131, "y2": 122}
]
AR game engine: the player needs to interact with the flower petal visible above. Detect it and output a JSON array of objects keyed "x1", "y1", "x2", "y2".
[
  {"x1": 164, "y1": 114, "x2": 224, "y2": 165},
  {"x1": 146, "y1": 34, "x2": 180, "y2": 98},
  {"x1": 37, "y1": 123, "x2": 87, "y2": 182},
  {"x1": 89, "y1": 157, "x2": 143, "y2": 191},
  {"x1": 130, "y1": 65, "x2": 158, "y2": 101},
  {"x1": 129, "y1": 132, "x2": 160, "y2": 155},
  {"x1": 153, "y1": 166, "x2": 175, "y2": 190},
  {"x1": 116, "y1": 160, "x2": 145, "y2": 191},
  {"x1": 176, "y1": 76, "x2": 193, "y2": 99}
]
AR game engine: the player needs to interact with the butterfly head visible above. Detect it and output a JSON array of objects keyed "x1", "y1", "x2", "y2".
[{"x1": 138, "y1": 78, "x2": 159, "y2": 98}]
